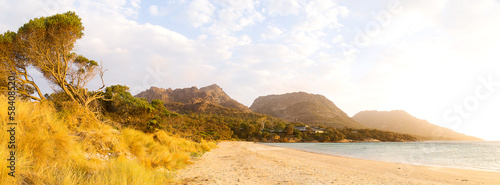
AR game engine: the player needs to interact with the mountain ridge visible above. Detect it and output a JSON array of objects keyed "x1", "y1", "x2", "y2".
[
  {"x1": 135, "y1": 84, "x2": 251, "y2": 113},
  {"x1": 137, "y1": 85, "x2": 482, "y2": 141},
  {"x1": 352, "y1": 110, "x2": 482, "y2": 141},
  {"x1": 250, "y1": 91, "x2": 365, "y2": 129}
]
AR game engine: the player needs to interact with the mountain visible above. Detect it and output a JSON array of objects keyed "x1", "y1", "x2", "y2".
[
  {"x1": 249, "y1": 92, "x2": 365, "y2": 129},
  {"x1": 352, "y1": 110, "x2": 482, "y2": 141},
  {"x1": 135, "y1": 84, "x2": 251, "y2": 113}
]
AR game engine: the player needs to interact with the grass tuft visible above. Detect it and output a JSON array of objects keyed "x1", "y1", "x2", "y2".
[{"x1": 0, "y1": 96, "x2": 215, "y2": 184}]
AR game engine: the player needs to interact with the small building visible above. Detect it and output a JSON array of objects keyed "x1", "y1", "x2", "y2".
[
  {"x1": 294, "y1": 125, "x2": 324, "y2": 133},
  {"x1": 313, "y1": 128, "x2": 324, "y2": 133},
  {"x1": 294, "y1": 126, "x2": 308, "y2": 132},
  {"x1": 268, "y1": 129, "x2": 284, "y2": 133}
]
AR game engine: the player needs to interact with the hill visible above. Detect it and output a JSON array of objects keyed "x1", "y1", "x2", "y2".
[
  {"x1": 352, "y1": 110, "x2": 482, "y2": 140},
  {"x1": 121, "y1": 86, "x2": 414, "y2": 143},
  {"x1": 250, "y1": 92, "x2": 365, "y2": 129},
  {"x1": 135, "y1": 84, "x2": 251, "y2": 113}
]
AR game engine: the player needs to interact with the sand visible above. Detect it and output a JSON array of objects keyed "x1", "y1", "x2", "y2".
[{"x1": 174, "y1": 141, "x2": 499, "y2": 185}]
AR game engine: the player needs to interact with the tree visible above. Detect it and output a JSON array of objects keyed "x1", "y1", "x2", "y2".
[
  {"x1": 262, "y1": 131, "x2": 270, "y2": 140},
  {"x1": 285, "y1": 124, "x2": 294, "y2": 135},
  {"x1": 276, "y1": 121, "x2": 286, "y2": 131},
  {"x1": 103, "y1": 85, "x2": 154, "y2": 114},
  {"x1": 150, "y1": 100, "x2": 164, "y2": 109},
  {"x1": 0, "y1": 31, "x2": 41, "y2": 99},
  {"x1": 0, "y1": 11, "x2": 105, "y2": 108},
  {"x1": 256, "y1": 116, "x2": 267, "y2": 130}
]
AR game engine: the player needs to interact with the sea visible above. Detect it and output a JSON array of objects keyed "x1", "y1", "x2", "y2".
[{"x1": 264, "y1": 141, "x2": 500, "y2": 172}]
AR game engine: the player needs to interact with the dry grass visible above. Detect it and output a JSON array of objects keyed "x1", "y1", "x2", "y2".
[{"x1": 0, "y1": 96, "x2": 216, "y2": 184}]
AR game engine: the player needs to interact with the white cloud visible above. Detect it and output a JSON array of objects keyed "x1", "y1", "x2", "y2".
[
  {"x1": 260, "y1": 25, "x2": 283, "y2": 40},
  {"x1": 294, "y1": 0, "x2": 349, "y2": 32},
  {"x1": 205, "y1": 0, "x2": 265, "y2": 35},
  {"x1": 130, "y1": 0, "x2": 141, "y2": 8},
  {"x1": 263, "y1": 0, "x2": 301, "y2": 16},
  {"x1": 332, "y1": 35, "x2": 343, "y2": 44},
  {"x1": 75, "y1": 0, "x2": 141, "y2": 19},
  {"x1": 0, "y1": 0, "x2": 77, "y2": 31},
  {"x1": 185, "y1": 0, "x2": 215, "y2": 27},
  {"x1": 148, "y1": 5, "x2": 159, "y2": 16},
  {"x1": 3, "y1": 0, "x2": 500, "y2": 140}
]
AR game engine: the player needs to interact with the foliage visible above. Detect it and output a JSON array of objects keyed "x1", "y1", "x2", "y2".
[
  {"x1": 103, "y1": 85, "x2": 154, "y2": 114},
  {"x1": 0, "y1": 31, "x2": 39, "y2": 99},
  {"x1": 101, "y1": 85, "x2": 417, "y2": 143},
  {"x1": 0, "y1": 11, "x2": 105, "y2": 109},
  {"x1": 0, "y1": 96, "x2": 215, "y2": 185}
]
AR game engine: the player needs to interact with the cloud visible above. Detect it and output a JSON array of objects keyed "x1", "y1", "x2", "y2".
[
  {"x1": 295, "y1": 0, "x2": 349, "y2": 31},
  {"x1": 263, "y1": 0, "x2": 301, "y2": 16},
  {"x1": 185, "y1": 0, "x2": 215, "y2": 27},
  {"x1": 148, "y1": 5, "x2": 159, "y2": 16},
  {"x1": 67, "y1": 0, "x2": 352, "y2": 104},
  {"x1": 130, "y1": 0, "x2": 141, "y2": 8},
  {"x1": 204, "y1": 0, "x2": 265, "y2": 35},
  {"x1": 0, "y1": 0, "x2": 76, "y2": 31},
  {"x1": 331, "y1": 35, "x2": 343, "y2": 44},
  {"x1": 3, "y1": 0, "x2": 500, "y2": 140},
  {"x1": 260, "y1": 25, "x2": 284, "y2": 40}
]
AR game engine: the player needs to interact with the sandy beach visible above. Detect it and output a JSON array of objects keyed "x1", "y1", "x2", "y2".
[{"x1": 174, "y1": 141, "x2": 499, "y2": 185}]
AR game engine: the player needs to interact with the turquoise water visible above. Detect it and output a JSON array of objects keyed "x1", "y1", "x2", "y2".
[{"x1": 264, "y1": 141, "x2": 500, "y2": 172}]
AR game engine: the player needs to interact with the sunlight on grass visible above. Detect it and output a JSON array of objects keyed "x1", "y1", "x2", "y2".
[{"x1": 0, "y1": 96, "x2": 216, "y2": 184}]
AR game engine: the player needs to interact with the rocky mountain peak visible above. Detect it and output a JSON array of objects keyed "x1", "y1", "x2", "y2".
[
  {"x1": 250, "y1": 91, "x2": 364, "y2": 129},
  {"x1": 135, "y1": 84, "x2": 251, "y2": 113},
  {"x1": 200, "y1": 84, "x2": 222, "y2": 91}
]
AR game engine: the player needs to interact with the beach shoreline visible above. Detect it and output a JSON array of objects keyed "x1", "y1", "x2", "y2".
[
  {"x1": 174, "y1": 141, "x2": 499, "y2": 185},
  {"x1": 262, "y1": 141, "x2": 500, "y2": 173}
]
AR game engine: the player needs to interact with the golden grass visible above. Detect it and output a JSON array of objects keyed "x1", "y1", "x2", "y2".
[{"x1": 0, "y1": 96, "x2": 216, "y2": 184}]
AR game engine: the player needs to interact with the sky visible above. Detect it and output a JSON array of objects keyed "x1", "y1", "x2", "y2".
[{"x1": 1, "y1": 0, "x2": 500, "y2": 140}]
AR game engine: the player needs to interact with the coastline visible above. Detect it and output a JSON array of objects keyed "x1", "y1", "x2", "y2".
[
  {"x1": 262, "y1": 141, "x2": 500, "y2": 173},
  {"x1": 175, "y1": 141, "x2": 499, "y2": 185}
]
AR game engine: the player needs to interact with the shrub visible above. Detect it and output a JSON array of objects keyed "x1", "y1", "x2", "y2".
[{"x1": 0, "y1": 96, "x2": 215, "y2": 184}]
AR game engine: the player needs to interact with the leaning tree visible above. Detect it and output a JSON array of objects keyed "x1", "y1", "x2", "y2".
[{"x1": 0, "y1": 11, "x2": 105, "y2": 109}]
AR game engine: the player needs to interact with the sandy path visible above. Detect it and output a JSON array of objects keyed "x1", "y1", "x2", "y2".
[{"x1": 174, "y1": 141, "x2": 499, "y2": 185}]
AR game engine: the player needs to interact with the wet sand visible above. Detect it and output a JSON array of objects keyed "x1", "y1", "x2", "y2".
[{"x1": 175, "y1": 141, "x2": 499, "y2": 185}]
